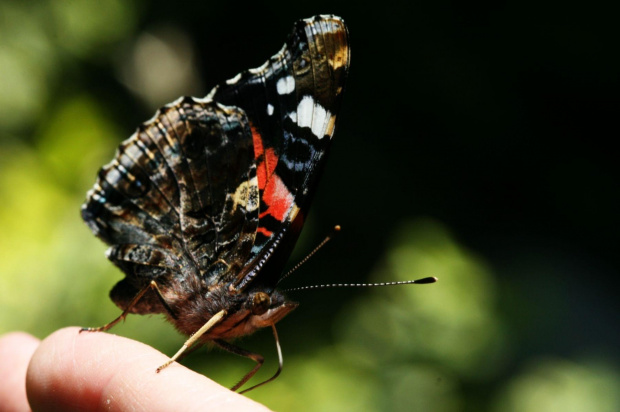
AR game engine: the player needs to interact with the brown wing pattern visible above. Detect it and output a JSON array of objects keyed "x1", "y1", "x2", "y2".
[{"x1": 82, "y1": 99, "x2": 259, "y2": 313}]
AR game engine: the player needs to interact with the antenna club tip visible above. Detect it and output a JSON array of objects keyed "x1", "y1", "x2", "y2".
[
  {"x1": 416, "y1": 277, "x2": 438, "y2": 284},
  {"x1": 334, "y1": 225, "x2": 341, "y2": 231}
]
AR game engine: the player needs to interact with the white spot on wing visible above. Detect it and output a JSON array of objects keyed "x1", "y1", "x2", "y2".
[
  {"x1": 267, "y1": 104, "x2": 274, "y2": 116},
  {"x1": 249, "y1": 60, "x2": 269, "y2": 74},
  {"x1": 311, "y1": 104, "x2": 329, "y2": 138},
  {"x1": 276, "y1": 75, "x2": 295, "y2": 95},
  {"x1": 297, "y1": 95, "x2": 331, "y2": 139},
  {"x1": 193, "y1": 95, "x2": 214, "y2": 104},
  {"x1": 297, "y1": 96, "x2": 314, "y2": 128},
  {"x1": 226, "y1": 72, "x2": 242, "y2": 85}
]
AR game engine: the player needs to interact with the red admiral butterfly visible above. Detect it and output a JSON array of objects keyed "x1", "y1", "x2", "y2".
[{"x1": 81, "y1": 15, "x2": 435, "y2": 393}]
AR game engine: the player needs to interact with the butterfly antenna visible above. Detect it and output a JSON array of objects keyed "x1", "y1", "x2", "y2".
[
  {"x1": 278, "y1": 225, "x2": 341, "y2": 285},
  {"x1": 283, "y1": 277, "x2": 438, "y2": 293}
]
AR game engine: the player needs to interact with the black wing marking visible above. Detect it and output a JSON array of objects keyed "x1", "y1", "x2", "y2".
[{"x1": 207, "y1": 15, "x2": 350, "y2": 291}]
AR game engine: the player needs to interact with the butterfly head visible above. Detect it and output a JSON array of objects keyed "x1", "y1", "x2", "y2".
[
  {"x1": 209, "y1": 287, "x2": 297, "y2": 339},
  {"x1": 170, "y1": 283, "x2": 298, "y2": 340},
  {"x1": 245, "y1": 289, "x2": 298, "y2": 329}
]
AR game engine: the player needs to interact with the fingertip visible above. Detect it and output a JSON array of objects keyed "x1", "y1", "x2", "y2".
[
  {"x1": 26, "y1": 327, "x2": 94, "y2": 411},
  {"x1": 27, "y1": 327, "x2": 271, "y2": 411},
  {"x1": 0, "y1": 331, "x2": 40, "y2": 412}
]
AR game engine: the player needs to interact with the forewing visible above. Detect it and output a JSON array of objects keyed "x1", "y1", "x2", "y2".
[{"x1": 208, "y1": 15, "x2": 350, "y2": 291}]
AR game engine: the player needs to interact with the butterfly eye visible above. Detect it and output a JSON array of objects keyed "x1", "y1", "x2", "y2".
[{"x1": 251, "y1": 292, "x2": 271, "y2": 315}]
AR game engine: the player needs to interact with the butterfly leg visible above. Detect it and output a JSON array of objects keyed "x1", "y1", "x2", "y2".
[
  {"x1": 157, "y1": 309, "x2": 228, "y2": 372},
  {"x1": 171, "y1": 341, "x2": 205, "y2": 364},
  {"x1": 80, "y1": 280, "x2": 174, "y2": 333},
  {"x1": 214, "y1": 323, "x2": 284, "y2": 393}
]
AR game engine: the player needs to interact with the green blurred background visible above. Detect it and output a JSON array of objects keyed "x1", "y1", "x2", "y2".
[{"x1": 1, "y1": 1, "x2": 618, "y2": 411}]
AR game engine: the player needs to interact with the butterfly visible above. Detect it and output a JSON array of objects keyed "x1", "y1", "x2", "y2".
[
  {"x1": 81, "y1": 15, "x2": 351, "y2": 393},
  {"x1": 80, "y1": 14, "x2": 436, "y2": 393}
]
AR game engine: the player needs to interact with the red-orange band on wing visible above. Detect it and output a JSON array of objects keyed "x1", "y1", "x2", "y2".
[{"x1": 251, "y1": 124, "x2": 294, "y2": 223}]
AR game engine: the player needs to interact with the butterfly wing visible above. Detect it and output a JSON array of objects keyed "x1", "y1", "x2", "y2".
[
  {"x1": 82, "y1": 100, "x2": 260, "y2": 313},
  {"x1": 208, "y1": 15, "x2": 350, "y2": 292}
]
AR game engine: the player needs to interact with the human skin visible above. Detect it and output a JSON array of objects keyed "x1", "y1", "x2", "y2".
[{"x1": 0, "y1": 328, "x2": 271, "y2": 412}]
